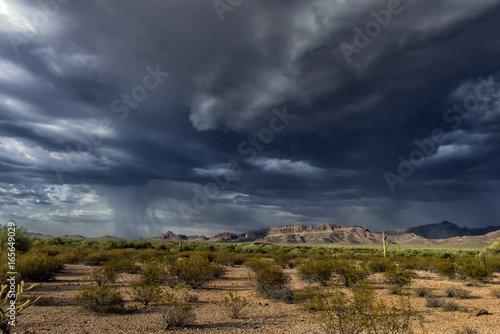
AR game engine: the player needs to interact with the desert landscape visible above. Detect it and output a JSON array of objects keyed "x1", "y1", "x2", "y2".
[{"x1": 2, "y1": 222, "x2": 500, "y2": 334}]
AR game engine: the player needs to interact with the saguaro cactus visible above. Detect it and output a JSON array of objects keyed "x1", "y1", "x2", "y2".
[
  {"x1": 479, "y1": 252, "x2": 486, "y2": 267},
  {"x1": 383, "y1": 232, "x2": 389, "y2": 258},
  {"x1": 179, "y1": 234, "x2": 183, "y2": 252}
]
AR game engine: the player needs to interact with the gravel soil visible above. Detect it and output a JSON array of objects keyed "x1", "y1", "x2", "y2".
[{"x1": 12, "y1": 264, "x2": 500, "y2": 334}]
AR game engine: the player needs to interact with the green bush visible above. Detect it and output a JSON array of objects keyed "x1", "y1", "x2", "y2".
[
  {"x1": 218, "y1": 292, "x2": 249, "y2": 319},
  {"x1": 445, "y1": 285, "x2": 472, "y2": 299},
  {"x1": 296, "y1": 260, "x2": 334, "y2": 286},
  {"x1": 312, "y1": 282, "x2": 422, "y2": 334},
  {"x1": 75, "y1": 284, "x2": 125, "y2": 313},
  {"x1": 168, "y1": 255, "x2": 226, "y2": 289},
  {"x1": 251, "y1": 264, "x2": 292, "y2": 302},
  {"x1": 435, "y1": 261, "x2": 456, "y2": 279},
  {"x1": 88, "y1": 264, "x2": 120, "y2": 286},
  {"x1": 130, "y1": 278, "x2": 163, "y2": 306},
  {"x1": 456, "y1": 262, "x2": 492, "y2": 282},
  {"x1": 15, "y1": 253, "x2": 64, "y2": 282},
  {"x1": 0, "y1": 224, "x2": 32, "y2": 253},
  {"x1": 384, "y1": 266, "x2": 414, "y2": 295},
  {"x1": 367, "y1": 258, "x2": 395, "y2": 273},
  {"x1": 332, "y1": 260, "x2": 368, "y2": 288},
  {"x1": 161, "y1": 292, "x2": 196, "y2": 329}
]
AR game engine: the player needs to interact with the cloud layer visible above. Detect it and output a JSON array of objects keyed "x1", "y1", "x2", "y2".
[{"x1": 1, "y1": 0, "x2": 500, "y2": 238}]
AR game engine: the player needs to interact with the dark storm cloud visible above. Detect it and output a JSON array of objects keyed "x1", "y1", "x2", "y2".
[{"x1": 1, "y1": 0, "x2": 500, "y2": 238}]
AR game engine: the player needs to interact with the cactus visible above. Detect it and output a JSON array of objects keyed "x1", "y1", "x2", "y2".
[
  {"x1": 383, "y1": 232, "x2": 389, "y2": 258},
  {"x1": 479, "y1": 252, "x2": 486, "y2": 267},
  {"x1": 179, "y1": 234, "x2": 183, "y2": 252},
  {"x1": 1, "y1": 281, "x2": 41, "y2": 334}
]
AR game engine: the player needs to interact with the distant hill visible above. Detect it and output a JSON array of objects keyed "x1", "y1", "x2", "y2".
[
  {"x1": 385, "y1": 221, "x2": 500, "y2": 239},
  {"x1": 150, "y1": 224, "x2": 383, "y2": 245},
  {"x1": 26, "y1": 232, "x2": 54, "y2": 239}
]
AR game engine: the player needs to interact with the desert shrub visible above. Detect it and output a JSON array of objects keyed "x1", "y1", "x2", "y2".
[
  {"x1": 161, "y1": 292, "x2": 196, "y2": 329},
  {"x1": 296, "y1": 260, "x2": 334, "y2": 286},
  {"x1": 313, "y1": 282, "x2": 422, "y2": 334},
  {"x1": 88, "y1": 264, "x2": 120, "y2": 286},
  {"x1": 15, "y1": 253, "x2": 64, "y2": 282},
  {"x1": 414, "y1": 286, "x2": 434, "y2": 298},
  {"x1": 274, "y1": 253, "x2": 298, "y2": 269},
  {"x1": 218, "y1": 292, "x2": 249, "y2": 319},
  {"x1": 213, "y1": 252, "x2": 246, "y2": 266},
  {"x1": 294, "y1": 287, "x2": 327, "y2": 312},
  {"x1": 168, "y1": 255, "x2": 226, "y2": 289},
  {"x1": 484, "y1": 237, "x2": 500, "y2": 254},
  {"x1": 0, "y1": 224, "x2": 32, "y2": 253},
  {"x1": 490, "y1": 288, "x2": 500, "y2": 298},
  {"x1": 441, "y1": 299, "x2": 464, "y2": 312},
  {"x1": 105, "y1": 256, "x2": 140, "y2": 274},
  {"x1": 384, "y1": 266, "x2": 414, "y2": 295},
  {"x1": 435, "y1": 261, "x2": 456, "y2": 279},
  {"x1": 251, "y1": 264, "x2": 292, "y2": 302},
  {"x1": 140, "y1": 259, "x2": 178, "y2": 287},
  {"x1": 130, "y1": 278, "x2": 163, "y2": 306},
  {"x1": 445, "y1": 285, "x2": 472, "y2": 299},
  {"x1": 367, "y1": 258, "x2": 395, "y2": 273},
  {"x1": 332, "y1": 260, "x2": 368, "y2": 288},
  {"x1": 75, "y1": 284, "x2": 125, "y2": 313},
  {"x1": 84, "y1": 251, "x2": 112, "y2": 266},
  {"x1": 425, "y1": 297, "x2": 443, "y2": 308},
  {"x1": 456, "y1": 262, "x2": 492, "y2": 282},
  {"x1": 244, "y1": 258, "x2": 271, "y2": 271},
  {"x1": 455, "y1": 327, "x2": 479, "y2": 334}
]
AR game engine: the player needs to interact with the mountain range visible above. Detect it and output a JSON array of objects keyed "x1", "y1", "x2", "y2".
[{"x1": 27, "y1": 221, "x2": 500, "y2": 246}]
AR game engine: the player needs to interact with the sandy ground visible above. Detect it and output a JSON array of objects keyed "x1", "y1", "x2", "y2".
[{"x1": 12, "y1": 264, "x2": 500, "y2": 334}]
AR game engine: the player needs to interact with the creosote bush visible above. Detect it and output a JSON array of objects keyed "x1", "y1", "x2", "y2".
[
  {"x1": 296, "y1": 260, "x2": 334, "y2": 286},
  {"x1": 456, "y1": 262, "x2": 492, "y2": 282},
  {"x1": 425, "y1": 297, "x2": 443, "y2": 308},
  {"x1": 161, "y1": 292, "x2": 196, "y2": 329},
  {"x1": 445, "y1": 285, "x2": 472, "y2": 299},
  {"x1": 251, "y1": 264, "x2": 293, "y2": 302},
  {"x1": 75, "y1": 283, "x2": 125, "y2": 313},
  {"x1": 310, "y1": 281, "x2": 422, "y2": 334},
  {"x1": 414, "y1": 286, "x2": 434, "y2": 298},
  {"x1": 332, "y1": 260, "x2": 368, "y2": 288},
  {"x1": 130, "y1": 278, "x2": 163, "y2": 306},
  {"x1": 88, "y1": 264, "x2": 120, "y2": 286},
  {"x1": 15, "y1": 253, "x2": 64, "y2": 282},
  {"x1": 218, "y1": 292, "x2": 249, "y2": 319},
  {"x1": 383, "y1": 266, "x2": 414, "y2": 295},
  {"x1": 168, "y1": 255, "x2": 226, "y2": 289}
]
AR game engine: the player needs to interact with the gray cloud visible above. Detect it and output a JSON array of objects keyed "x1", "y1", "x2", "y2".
[{"x1": 1, "y1": 0, "x2": 500, "y2": 238}]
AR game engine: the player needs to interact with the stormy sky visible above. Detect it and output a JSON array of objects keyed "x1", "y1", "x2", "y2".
[{"x1": 1, "y1": 0, "x2": 500, "y2": 238}]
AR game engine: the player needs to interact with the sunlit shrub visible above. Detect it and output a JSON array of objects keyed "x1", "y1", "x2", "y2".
[
  {"x1": 251, "y1": 264, "x2": 292, "y2": 302},
  {"x1": 75, "y1": 283, "x2": 125, "y2": 313},
  {"x1": 161, "y1": 292, "x2": 196, "y2": 329},
  {"x1": 296, "y1": 260, "x2": 334, "y2": 286},
  {"x1": 445, "y1": 285, "x2": 472, "y2": 299},
  {"x1": 218, "y1": 292, "x2": 249, "y2": 319}
]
